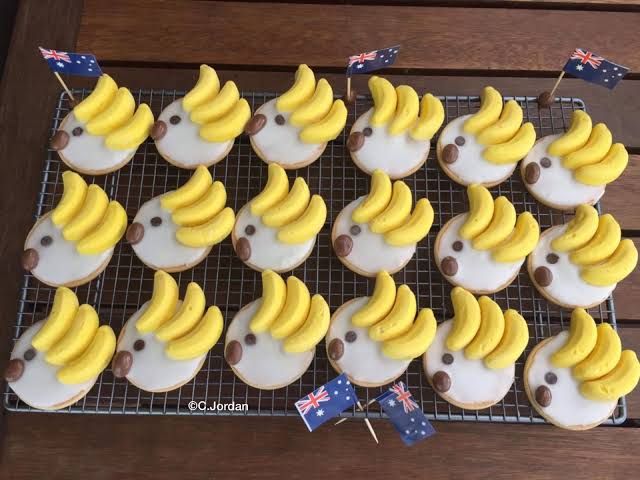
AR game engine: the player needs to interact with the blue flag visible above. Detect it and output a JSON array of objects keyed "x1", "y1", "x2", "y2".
[
  {"x1": 346, "y1": 46, "x2": 400, "y2": 75},
  {"x1": 39, "y1": 47, "x2": 102, "y2": 77},
  {"x1": 563, "y1": 48, "x2": 629, "y2": 90},
  {"x1": 295, "y1": 373, "x2": 358, "y2": 432},
  {"x1": 377, "y1": 382, "x2": 435, "y2": 446}
]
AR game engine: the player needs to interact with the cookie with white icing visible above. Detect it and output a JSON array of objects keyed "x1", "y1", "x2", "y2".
[
  {"x1": 232, "y1": 164, "x2": 326, "y2": 272},
  {"x1": 151, "y1": 65, "x2": 251, "y2": 169},
  {"x1": 326, "y1": 271, "x2": 436, "y2": 387},
  {"x1": 126, "y1": 165, "x2": 235, "y2": 272},
  {"x1": 347, "y1": 76, "x2": 444, "y2": 179},
  {"x1": 332, "y1": 169, "x2": 434, "y2": 277},
  {"x1": 246, "y1": 64, "x2": 347, "y2": 169},
  {"x1": 224, "y1": 270, "x2": 330, "y2": 390},
  {"x1": 21, "y1": 171, "x2": 127, "y2": 287},
  {"x1": 524, "y1": 308, "x2": 639, "y2": 430},
  {"x1": 112, "y1": 271, "x2": 223, "y2": 393},
  {"x1": 423, "y1": 287, "x2": 529, "y2": 410},
  {"x1": 528, "y1": 204, "x2": 638, "y2": 309},
  {"x1": 521, "y1": 110, "x2": 629, "y2": 211},
  {"x1": 437, "y1": 86, "x2": 536, "y2": 187},
  {"x1": 50, "y1": 74, "x2": 154, "y2": 175},
  {"x1": 5, "y1": 287, "x2": 116, "y2": 410}
]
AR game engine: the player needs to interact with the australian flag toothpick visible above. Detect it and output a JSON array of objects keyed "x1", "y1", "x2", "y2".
[
  {"x1": 377, "y1": 382, "x2": 435, "y2": 446},
  {"x1": 563, "y1": 48, "x2": 629, "y2": 90},
  {"x1": 39, "y1": 47, "x2": 102, "y2": 77},
  {"x1": 295, "y1": 374, "x2": 358, "y2": 432},
  {"x1": 347, "y1": 46, "x2": 400, "y2": 75}
]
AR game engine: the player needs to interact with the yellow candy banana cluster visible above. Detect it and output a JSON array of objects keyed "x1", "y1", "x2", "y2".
[
  {"x1": 249, "y1": 164, "x2": 326, "y2": 244},
  {"x1": 548, "y1": 205, "x2": 638, "y2": 287},
  {"x1": 49, "y1": 171, "x2": 127, "y2": 255},
  {"x1": 445, "y1": 287, "x2": 529, "y2": 369},
  {"x1": 351, "y1": 169, "x2": 434, "y2": 246},
  {"x1": 458, "y1": 184, "x2": 539, "y2": 262},
  {"x1": 73, "y1": 74, "x2": 154, "y2": 150},
  {"x1": 547, "y1": 110, "x2": 628, "y2": 186},
  {"x1": 28, "y1": 287, "x2": 116, "y2": 385},
  {"x1": 159, "y1": 165, "x2": 235, "y2": 248}
]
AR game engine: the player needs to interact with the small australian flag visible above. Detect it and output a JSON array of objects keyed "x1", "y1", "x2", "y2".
[
  {"x1": 377, "y1": 382, "x2": 435, "y2": 446},
  {"x1": 563, "y1": 48, "x2": 629, "y2": 90},
  {"x1": 346, "y1": 46, "x2": 400, "y2": 76},
  {"x1": 295, "y1": 373, "x2": 358, "y2": 432},
  {"x1": 39, "y1": 47, "x2": 102, "y2": 77}
]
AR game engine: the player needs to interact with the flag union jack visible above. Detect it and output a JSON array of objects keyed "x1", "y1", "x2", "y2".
[
  {"x1": 295, "y1": 385, "x2": 330, "y2": 416},
  {"x1": 39, "y1": 48, "x2": 71, "y2": 63},
  {"x1": 570, "y1": 49, "x2": 604, "y2": 69},
  {"x1": 390, "y1": 382, "x2": 419, "y2": 414},
  {"x1": 346, "y1": 45, "x2": 400, "y2": 75},
  {"x1": 348, "y1": 51, "x2": 377, "y2": 67},
  {"x1": 294, "y1": 374, "x2": 358, "y2": 431}
]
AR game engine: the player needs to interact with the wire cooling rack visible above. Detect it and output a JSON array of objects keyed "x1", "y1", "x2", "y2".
[{"x1": 4, "y1": 88, "x2": 625, "y2": 425}]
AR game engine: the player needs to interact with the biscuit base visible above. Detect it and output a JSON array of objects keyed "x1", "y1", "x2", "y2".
[
  {"x1": 249, "y1": 135, "x2": 326, "y2": 170},
  {"x1": 156, "y1": 139, "x2": 234, "y2": 170},
  {"x1": 349, "y1": 145, "x2": 429, "y2": 181},
  {"x1": 15, "y1": 380, "x2": 97, "y2": 411},
  {"x1": 133, "y1": 245, "x2": 213, "y2": 274}
]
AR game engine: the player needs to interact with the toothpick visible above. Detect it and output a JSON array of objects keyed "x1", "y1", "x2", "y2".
[
  {"x1": 334, "y1": 398, "x2": 377, "y2": 425},
  {"x1": 53, "y1": 72, "x2": 76, "y2": 103},
  {"x1": 548, "y1": 71, "x2": 566, "y2": 100},
  {"x1": 346, "y1": 76, "x2": 353, "y2": 102},
  {"x1": 359, "y1": 401, "x2": 379, "y2": 444}
]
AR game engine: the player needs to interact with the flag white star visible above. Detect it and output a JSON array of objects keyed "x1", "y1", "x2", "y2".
[
  {"x1": 603, "y1": 69, "x2": 607, "y2": 73},
  {"x1": 357, "y1": 64, "x2": 363, "y2": 69},
  {"x1": 338, "y1": 380, "x2": 342, "y2": 384},
  {"x1": 88, "y1": 68, "x2": 93, "y2": 71},
  {"x1": 81, "y1": 55, "x2": 86, "y2": 59},
  {"x1": 380, "y1": 54, "x2": 385, "y2": 58},
  {"x1": 393, "y1": 50, "x2": 398, "y2": 53},
  {"x1": 420, "y1": 430, "x2": 426, "y2": 435},
  {"x1": 334, "y1": 390, "x2": 338, "y2": 395},
  {"x1": 575, "y1": 65, "x2": 584, "y2": 71},
  {"x1": 618, "y1": 73, "x2": 623, "y2": 76},
  {"x1": 346, "y1": 381, "x2": 350, "y2": 385},
  {"x1": 614, "y1": 67, "x2": 618, "y2": 70},
  {"x1": 316, "y1": 409, "x2": 324, "y2": 417},
  {"x1": 346, "y1": 396, "x2": 350, "y2": 400},
  {"x1": 384, "y1": 59, "x2": 389, "y2": 63},
  {"x1": 90, "y1": 59, "x2": 95, "y2": 63},
  {"x1": 388, "y1": 399, "x2": 396, "y2": 407},
  {"x1": 421, "y1": 421, "x2": 426, "y2": 426},
  {"x1": 604, "y1": 79, "x2": 608, "y2": 82},
  {"x1": 56, "y1": 62, "x2": 64, "y2": 68},
  {"x1": 76, "y1": 60, "x2": 81, "y2": 64},
  {"x1": 410, "y1": 418, "x2": 415, "y2": 422},
  {"x1": 405, "y1": 429, "x2": 410, "y2": 434}
]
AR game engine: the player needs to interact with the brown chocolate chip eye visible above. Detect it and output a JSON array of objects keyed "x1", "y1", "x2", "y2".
[
  {"x1": 169, "y1": 115, "x2": 181, "y2": 125},
  {"x1": 442, "y1": 353, "x2": 454, "y2": 365},
  {"x1": 40, "y1": 235, "x2": 53, "y2": 247},
  {"x1": 275, "y1": 114, "x2": 285, "y2": 125},
  {"x1": 546, "y1": 253, "x2": 559, "y2": 264},
  {"x1": 150, "y1": 216, "x2": 162, "y2": 227},
  {"x1": 345, "y1": 331, "x2": 357, "y2": 343},
  {"x1": 244, "y1": 333, "x2": 256, "y2": 346},
  {"x1": 544, "y1": 372, "x2": 557, "y2": 385},
  {"x1": 540, "y1": 157, "x2": 552, "y2": 168},
  {"x1": 133, "y1": 339, "x2": 145, "y2": 351},
  {"x1": 244, "y1": 225, "x2": 256, "y2": 236},
  {"x1": 23, "y1": 348, "x2": 36, "y2": 361},
  {"x1": 72, "y1": 127, "x2": 83, "y2": 137},
  {"x1": 454, "y1": 136, "x2": 465, "y2": 146},
  {"x1": 362, "y1": 127, "x2": 373, "y2": 137},
  {"x1": 452, "y1": 241, "x2": 463, "y2": 252},
  {"x1": 349, "y1": 225, "x2": 361, "y2": 236}
]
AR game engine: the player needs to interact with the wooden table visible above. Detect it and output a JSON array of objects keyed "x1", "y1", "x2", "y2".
[{"x1": 1, "y1": 1, "x2": 639, "y2": 477}]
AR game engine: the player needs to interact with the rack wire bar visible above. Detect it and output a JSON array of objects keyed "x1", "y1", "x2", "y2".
[{"x1": 4, "y1": 89, "x2": 625, "y2": 425}]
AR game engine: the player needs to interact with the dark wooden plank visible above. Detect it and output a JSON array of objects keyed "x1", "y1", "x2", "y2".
[
  {"x1": 0, "y1": 0, "x2": 18, "y2": 79},
  {"x1": 609, "y1": 238, "x2": 640, "y2": 323},
  {"x1": 619, "y1": 326, "x2": 640, "y2": 416},
  {"x1": 77, "y1": 1, "x2": 640, "y2": 73}
]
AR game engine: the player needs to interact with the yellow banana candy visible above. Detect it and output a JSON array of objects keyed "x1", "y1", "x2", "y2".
[
  {"x1": 491, "y1": 212, "x2": 540, "y2": 263},
  {"x1": 388, "y1": 85, "x2": 419, "y2": 136},
  {"x1": 299, "y1": 100, "x2": 347, "y2": 144},
  {"x1": 277, "y1": 195, "x2": 326, "y2": 244},
  {"x1": 190, "y1": 80, "x2": 240, "y2": 125},
  {"x1": 547, "y1": 110, "x2": 592, "y2": 157},
  {"x1": 175, "y1": 207, "x2": 235, "y2": 248},
  {"x1": 483, "y1": 122, "x2": 536, "y2": 165},
  {"x1": 464, "y1": 296, "x2": 505, "y2": 360},
  {"x1": 76, "y1": 201, "x2": 127, "y2": 255},
  {"x1": 73, "y1": 74, "x2": 118, "y2": 123},
  {"x1": 476, "y1": 100, "x2": 523, "y2": 146},
  {"x1": 283, "y1": 294, "x2": 330, "y2": 353},
  {"x1": 249, "y1": 270, "x2": 287, "y2": 333},
  {"x1": 351, "y1": 271, "x2": 397, "y2": 328},
  {"x1": 165, "y1": 306, "x2": 224, "y2": 361},
  {"x1": 289, "y1": 79, "x2": 334, "y2": 128},
  {"x1": 446, "y1": 287, "x2": 481, "y2": 351},
  {"x1": 161, "y1": 165, "x2": 213, "y2": 211},
  {"x1": 369, "y1": 181, "x2": 412, "y2": 234},
  {"x1": 182, "y1": 65, "x2": 220, "y2": 112},
  {"x1": 463, "y1": 86, "x2": 502, "y2": 135},
  {"x1": 551, "y1": 308, "x2": 598, "y2": 368},
  {"x1": 382, "y1": 308, "x2": 437, "y2": 360},
  {"x1": 384, "y1": 198, "x2": 434, "y2": 246},
  {"x1": 62, "y1": 184, "x2": 109, "y2": 242},
  {"x1": 459, "y1": 184, "x2": 494, "y2": 240},
  {"x1": 262, "y1": 177, "x2": 311, "y2": 228},
  {"x1": 136, "y1": 270, "x2": 179, "y2": 333},
  {"x1": 45, "y1": 304, "x2": 99, "y2": 366},
  {"x1": 483, "y1": 309, "x2": 529, "y2": 370},
  {"x1": 580, "y1": 350, "x2": 640, "y2": 402},
  {"x1": 104, "y1": 103, "x2": 154, "y2": 150},
  {"x1": 155, "y1": 282, "x2": 206, "y2": 342},
  {"x1": 574, "y1": 143, "x2": 629, "y2": 187},
  {"x1": 51, "y1": 171, "x2": 88, "y2": 227},
  {"x1": 351, "y1": 169, "x2": 392, "y2": 224},
  {"x1": 270, "y1": 276, "x2": 311, "y2": 339},
  {"x1": 580, "y1": 239, "x2": 638, "y2": 287},
  {"x1": 199, "y1": 98, "x2": 251, "y2": 143},
  {"x1": 276, "y1": 64, "x2": 316, "y2": 112},
  {"x1": 472, "y1": 196, "x2": 516, "y2": 251},
  {"x1": 409, "y1": 93, "x2": 444, "y2": 141},
  {"x1": 562, "y1": 123, "x2": 612, "y2": 170},
  {"x1": 250, "y1": 164, "x2": 290, "y2": 216},
  {"x1": 172, "y1": 181, "x2": 227, "y2": 227},
  {"x1": 369, "y1": 76, "x2": 397, "y2": 127},
  {"x1": 569, "y1": 214, "x2": 621, "y2": 266},
  {"x1": 573, "y1": 323, "x2": 622, "y2": 381},
  {"x1": 57, "y1": 326, "x2": 116, "y2": 385},
  {"x1": 86, "y1": 87, "x2": 135, "y2": 136},
  {"x1": 550, "y1": 204, "x2": 599, "y2": 252},
  {"x1": 369, "y1": 285, "x2": 416, "y2": 342},
  {"x1": 31, "y1": 287, "x2": 79, "y2": 352}
]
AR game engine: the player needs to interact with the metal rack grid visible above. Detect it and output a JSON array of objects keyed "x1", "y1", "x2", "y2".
[{"x1": 4, "y1": 88, "x2": 625, "y2": 425}]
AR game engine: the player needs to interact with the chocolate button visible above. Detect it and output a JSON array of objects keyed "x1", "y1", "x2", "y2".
[
  {"x1": 546, "y1": 253, "x2": 559, "y2": 264},
  {"x1": 150, "y1": 120, "x2": 167, "y2": 140},
  {"x1": 21, "y1": 248, "x2": 39, "y2": 271},
  {"x1": 362, "y1": 127, "x2": 373, "y2": 137},
  {"x1": 244, "y1": 225, "x2": 256, "y2": 236},
  {"x1": 454, "y1": 136, "x2": 465, "y2": 146},
  {"x1": 524, "y1": 163, "x2": 540, "y2": 184},
  {"x1": 534, "y1": 266, "x2": 553, "y2": 287},
  {"x1": 150, "y1": 216, "x2": 162, "y2": 227},
  {"x1": 328, "y1": 338, "x2": 344, "y2": 361},
  {"x1": 133, "y1": 339, "x2": 145, "y2": 351},
  {"x1": 452, "y1": 241, "x2": 463, "y2": 252},
  {"x1": 72, "y1": 126, "x2": 83, "y2": 137},
  {"x1": 275, "y1": 114, "x2": 285, "y2": 125},
  {"x1": 349, "y1": 225, "x2": 361, "y2": 236},
  {"x1": 225, "y1": 340, "x2": 242, "y2": 365},
  {"x1": 4, "y1": 359, "x2": 24, "y2": 382},
  {"x1": 441, "y1": 144, "x2": 458, "y2": 164},
  {"x1": 442, "y1": 353, "x2": 454, "y2": 365},
  {"x1": 333, "y1": 235, "x2": 353, "y2": 257},
  {"x1": 244, "y1": 114, "x2": 267, "y2": 136},
  {"x1": 540, "y1": 157, "x2": 552, "y2": 168},
  {"x1": 244, "y1": 333, "x2": 256, "y2": 346},
  {"x1": 126, "y1": 223, "x2": 145, "y2": 245},
  {"x1": 50, "y1": 130, "x2": 69, "y2": 151},
  {"x1": 169, "y1": 115, "x2": 181, "y2": 125},
  {"x1": 347, "y1": 132, "x2": 365, "y2": 152},
  {"x1": 537, "y1": 91, "x2": 554, "y2": 108},
  {"x1": 112, "y1": 351, "x2": 133, "y2": 378},
  {"x1": 40, "y1": 235, "x2": 53, "y2": 247},
  {"x1": 432, "y1": 371, "x2": 451, "y2": 393},
  {"x1": 441, "y1": 256, "x2": 458, "y2": 276},
  {"x1": 535, "y1": 385, "x2": 552, "y2": 407},
  {"x1": 236, "y1": 237, "x2": 251, "y2": 261},
  {"x1": 545, "y1": 372, "x2": 558, "y2": 385},
  {"x1": 23, "y1": 348, "x2": 36, "y2": 361},
  {"x1": 345, "y1": 331, "x2": 357, "y2": 343}
]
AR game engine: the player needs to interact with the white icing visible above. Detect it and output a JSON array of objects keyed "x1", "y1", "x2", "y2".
[
  {"x1": 521, "y1": 135, "x2": 605, "y2": 209},
  {"x1": 530, "y1": 225, "x2": 614, "y2": 307},
  {"x1": 233, "y1": 204, "x2": 315, "y2": 272},
  {"x1": 250, "y1": 99, "x2": 324, "y2": 167},
  {"x1": 8, "y1": 321, "x2": 96, "y2": 410},
  {"x1": 226, "y1": 300, "x2": 314, "y2": 389},
  {"x1": 131, "y1": 196, "x2": 209, "y2": 271},
  {"x1": 58, "y1": 112, "x2": 135, "y2": 174},
  {"x1": 527, "y1": 331, "x2": 616, "y2": 427},
  {"x1": 25, "y1": 214, "x2": 112, "y2": 287},
  {"x1": 333, "y1": 197, "x2": 416, "y2": 275},
  {"x1": 350, "y1": 108, "x2": 430, "y2": 179},
  {"x1": 327, "y1": 297, "x2": 410, "y2": 386},
  {"x1": 423, "y1": 319, "x2": 515, "y2": 407},
  {"x1": 438, "y1": 115, "x2": 517, "y2": 186},
  {"x1": 435, "y1": 214, "x2": 523, "y2": 293},
  {"x1": 155, "y1": 99, "x2": 233, "y2": 168},
  {"x1": 117, "y1": 301, "x2": 206, "y2": 392}
]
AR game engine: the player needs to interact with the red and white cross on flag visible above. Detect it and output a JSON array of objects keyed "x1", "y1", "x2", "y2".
[
  {"x1": 391, "y1": 382, "x2": 419, "y2": 414},
  {"x1": 570, "y1": 49, "x2": 604, "y2": 69},
  {"x1": 295, "y1": 385, "x2": 330, "y2": 416},
  {"x1": 39, "y1": 47, "x2": 71, "y2": 63},
  {"x1": 348, "y1": 51, "x2": 377, "y2": 67}
]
